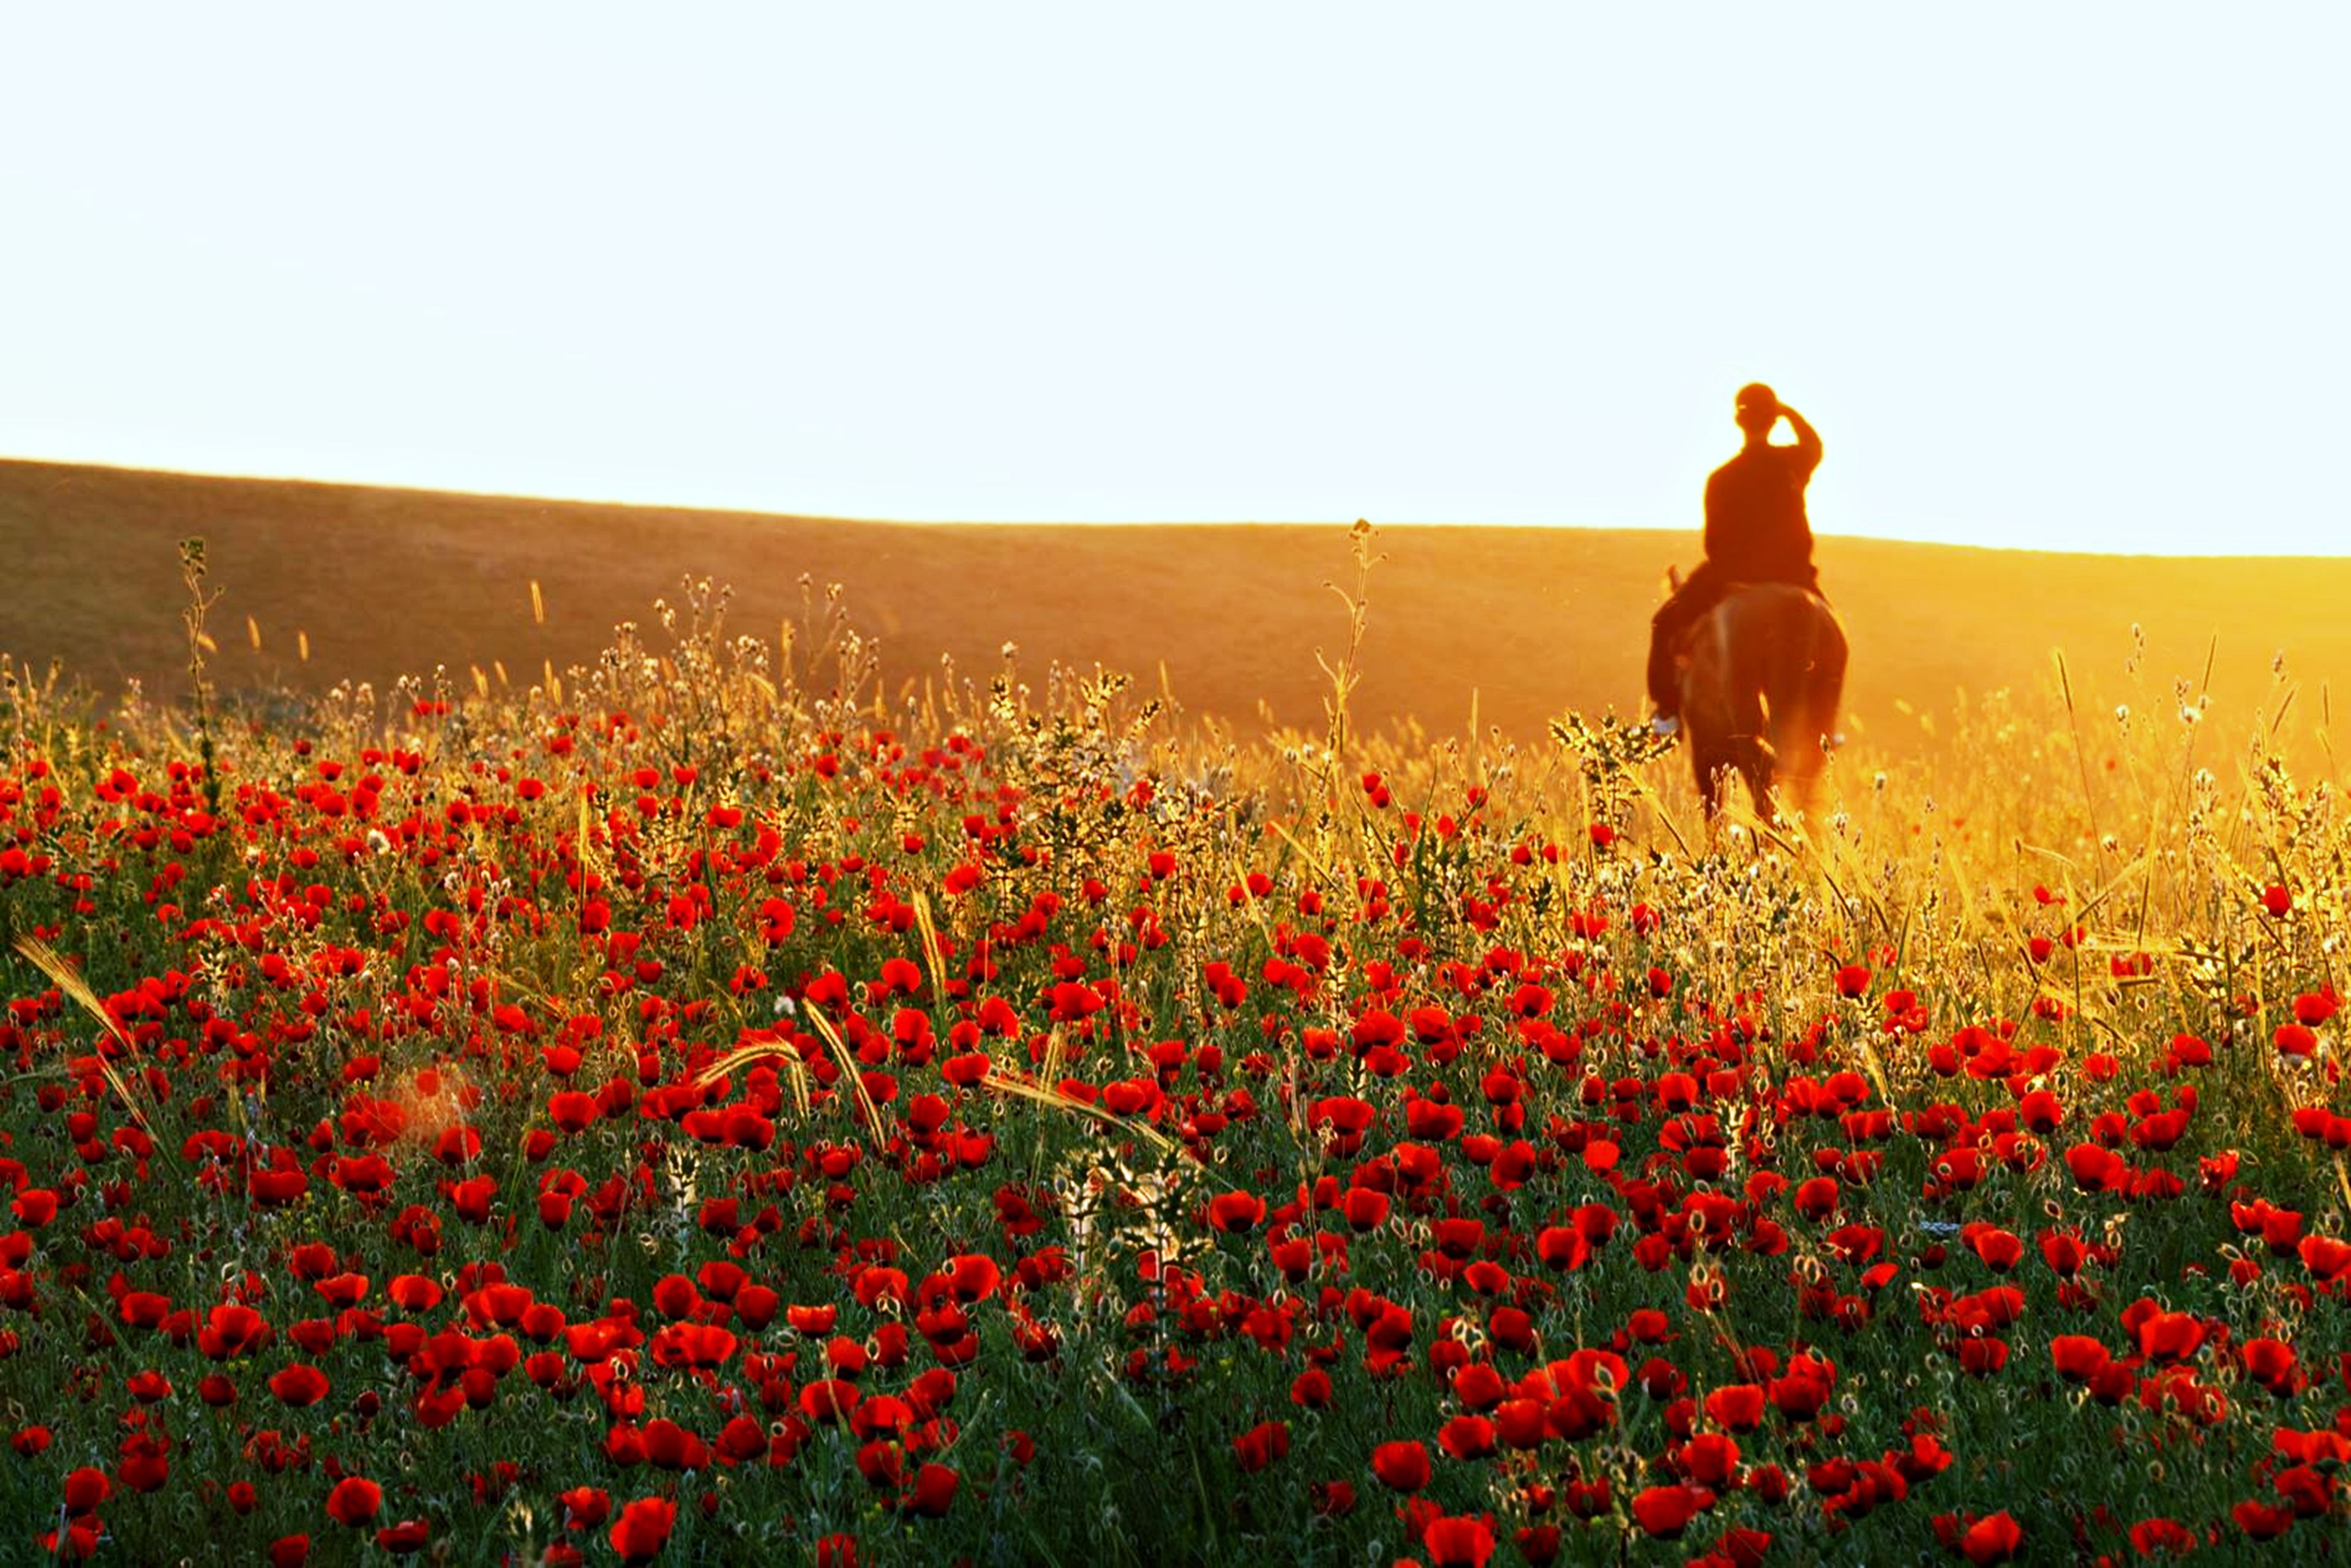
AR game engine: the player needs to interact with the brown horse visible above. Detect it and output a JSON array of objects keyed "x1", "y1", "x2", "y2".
[{"x1": 1675, "y1": 580, "x2": 1848, "y2": 820}]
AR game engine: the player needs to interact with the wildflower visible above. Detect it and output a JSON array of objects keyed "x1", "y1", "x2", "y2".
[
  {"x1": 326, "y1": 1476, "x2": 382, "y2": 1527},
  {"x1": 269, "y1": 1364, "x2": 331, "y2": 1407},
  {"x1": 1233, "y1": 1420, "x2": 1291, "y2": 1473},
  {"x1": 609, "y1": 1496, "x2": 677, "y2": 1562},
  {"x1": 1422, "y1": 1513, "x2": 1496, "y2": 1568},
  {"x1": 1961, "y1": 1510, "x2": 2024, "y2": 1562},
  {"x1": 1370, "y1": 1440, "x2": 1431, "y2": 1491}
]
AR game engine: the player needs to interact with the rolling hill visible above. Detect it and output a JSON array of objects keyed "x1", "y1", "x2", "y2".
[{"x1": 5, "y1": 459, "x2": 2344, "y2": 761}]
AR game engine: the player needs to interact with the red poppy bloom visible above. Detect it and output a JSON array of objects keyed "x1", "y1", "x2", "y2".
[
  {"x1": 1437, "y1": 1414, "x2": 1496, "y2": 1460},
  {"x1": 1961, "y1": 1512, "x2": 2023, "y2": 1564},
  {"x1": 1207, "y1": 1191, "x2": 1265, "y2": 1232},
  {"x1": 608, "y1": 1496, "x2": 677, "y2": 1562},
  {"x1": 1631, "y1": 1484, "x2": 1710, "y2": 1537},
  {"x1": 269, "y1": 1364, "x2": 331, "y2": 1407},
  {"x1": 1232, "y1": 1420, "x2": 1291, "y2": 1473},
  {"x1": 326, "y1": 1476, "x2": 382, "y2": 1527},
  {"x1": 374, "y1": 1520, "x2": 430, "y2": 1555},
  {"x1": 2233, "y1": 1500, "x2": 2293, "y2": 1540},
  {"x1": 1535, "y1": 1226, "x2": 1590, "y2": 1272},
  {"x1": 1370, "y1": 1439, "x2": 1431, "y2": 1491},
  {"x1": 1422, "y1": 1513, "x2": 1496, "y2": 1568},
  {"x1": 908, "y1": 1462, "x2": 959, "y2": 1518},
  {"x1": 2128, "y1": 1517, "x2": 2196, "y2": 1556},
  {"x1": 2049, "y1": 1337, "x2": 2110, "y2": 1382},
  {"x1": 2134, "y1": 1310, "x2": 2207, "y2": 1363},
  {"x1": 801, "y1": 1379, "x2": 863, "y2": 1424},
  {"x1": 1963, "y1": 1225, "x2": 2023, "y2": 1272},
  {"x1": 945, "y1": 1253, "x2": 1001, "y2": 1302},
  {"x1": 1342, "y1": 1187, "x2": 1391, "y2": 1232},
  {"x1": 62, "y1": 1467, "x2": 111, "y2": 1514},
  {"x1": 198, "y1": 1303, "x2": 272, "y2": 1360},
  {"x1": 1704, "y1": 1384, "x2": 1766, "y2": 1433}
]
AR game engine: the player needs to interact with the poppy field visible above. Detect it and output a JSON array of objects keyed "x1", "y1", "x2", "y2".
[{"x1": 3, "y1": 552, "x2": 2350, "y2": 1566}]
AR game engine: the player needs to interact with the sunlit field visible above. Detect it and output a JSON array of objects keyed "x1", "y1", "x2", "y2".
[{"x1": 4, "y1": 527, "x2": 2349, "y2": 1566}]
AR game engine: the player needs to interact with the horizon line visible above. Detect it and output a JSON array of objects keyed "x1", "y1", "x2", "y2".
[{"x1": 6, "y1": 451, "x2": 2338, "y2": 566}]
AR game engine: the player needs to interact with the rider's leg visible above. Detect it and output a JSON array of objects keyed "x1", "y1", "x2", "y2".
[{"x1": 1649, "y1": 565, "x2": 1722, "y2": 722}]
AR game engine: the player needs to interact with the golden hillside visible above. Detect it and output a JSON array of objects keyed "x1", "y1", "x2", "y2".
[{"x1": 6, "y1": 459, "x2": 2344, "y2": 758}]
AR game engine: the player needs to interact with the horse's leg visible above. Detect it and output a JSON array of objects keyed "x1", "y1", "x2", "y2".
[{"x1": 1728, "y1": 685, "x2": 1771, "y2": 823}]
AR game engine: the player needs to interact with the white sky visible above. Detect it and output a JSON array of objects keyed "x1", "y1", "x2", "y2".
[{"x1": 3, "y1": 4, "x2": 2344, "y2": 553}]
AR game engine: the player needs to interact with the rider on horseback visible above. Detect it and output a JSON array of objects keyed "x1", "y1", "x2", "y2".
[{"x1": 1648, "y1": 382, "x2": 1823, "y2": 737}]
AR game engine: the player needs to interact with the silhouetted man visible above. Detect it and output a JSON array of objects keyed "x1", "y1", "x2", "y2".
[{"x1": 1648, "y1": 383, "x2": 1823, "y2": 735}]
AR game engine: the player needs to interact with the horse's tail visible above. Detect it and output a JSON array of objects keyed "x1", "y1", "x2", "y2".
[
  {"x1": 1763, "y1": 592, "x2": 1847, "y2": 807},
  {"x1": 1683, "y1": 599, "x2": 1769, "y2": 817}
]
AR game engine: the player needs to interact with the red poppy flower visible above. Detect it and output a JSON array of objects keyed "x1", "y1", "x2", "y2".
[
  {"x1": 1704, "y1": 1384, "x2": 1766, "y2": 1433},
  {"x1": 945, "y1": 1253, "x2": 1001, "y2": 1302},
  {"x1": 1422, "y1": 1513, "x2": 1496, "y2": 1568},
  {"x1": 2300, "y1": 1234, "x2": 2351, "y2": 1281},
  {"x1": 1437, "y1": 1414, "x2": 1496, "y2": 1460},
  {"x1": 1535, "y1": 1226, "x2": 1590, "y2": 1272},
  {"x1": 1963, "y1": 1225, "x2": 2023, "y2": 1272},
  {"x1": 62, "y1": 1466, "x2": 111, "y2": 1514},
  {"x1": 608, "y1": 1496, "x2": 677, "y2": 1562},
  {"x1": 1631, "y1": 1484, "x2": 1710, "y2": 1537},
  {"x1": 2049, "y1": 1336, "x2": 2110, "y2": 1382},
  {"x1": 387, "y1": 1274, "x2": 445, "y2": 1312},
  {"x1": 326, "y1": 1476, "x2": 382, "y2": 1527},
  {"x1": 375, "y1": 1520, "x2": 430, "y2": 1555},
  {"x1": 801, "y1": 1379, "x2": 863, "y2": 1424},
  {"x1": 2233, "y1": 1500, "x2": 2293, "y2": 1540},
  {"x1": 1342, "y1": 1187, "x2": 1391, "y2": 1232},
  {"x1": 2128, "y1": 1517, "x2": 2196, "y2": 1556},
  {"x1": 2241, "y1": 1337, "x2": 2298, "y2": 1393},
  {"x1": 1207, "y1": 1191, "x2": 1265, "y2": 1233},
  {"x1": 1370, "y1": 1439, "x2": 1431, "y2": 1491},
  {"x1": 1961, "y1": 1511, "x2": 2023, "y2": 1564},
  {"x1": 1232, "y1": 1420, "x2": 1291, "y2": 1473},
  {"x1": 2134, "y1": 1310, "x2": 2207, "y2": 1363},
  {"x1": 908, "y1": 1462, "x2": 959, "y2": 1518},
  {"x1": 269, "y1": 1364, "x2": 331, "y2": 1408},
  {"x1": 198, "y1": 1302, "x2": 272, "y2": 1359}
]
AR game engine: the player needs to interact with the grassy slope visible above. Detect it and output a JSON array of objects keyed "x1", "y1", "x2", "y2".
[{"x1": 7, "y1": 457, "x2": 2347, "y2": 756}]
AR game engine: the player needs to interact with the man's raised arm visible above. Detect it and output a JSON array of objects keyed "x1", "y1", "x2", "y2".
[{"x1": 1779, "y1": 405, "x2": 1823, "y2": 475}]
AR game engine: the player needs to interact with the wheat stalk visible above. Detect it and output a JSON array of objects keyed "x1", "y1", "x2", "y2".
[{"x1": 13, "y1": 937, "x2": 174, "y2": 1162}]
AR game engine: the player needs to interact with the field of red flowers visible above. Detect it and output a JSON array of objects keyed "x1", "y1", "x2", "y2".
[{"x1": 3, "y1": 559, "x2": 2349, "y2": 1565}]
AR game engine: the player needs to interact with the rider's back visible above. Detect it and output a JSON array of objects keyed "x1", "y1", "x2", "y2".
[{"x1": 1702, "y1": 443, "x2": 1820, "y2": 586}]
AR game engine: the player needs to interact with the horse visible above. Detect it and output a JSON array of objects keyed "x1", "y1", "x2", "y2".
[{"x1": 1673, "y1": 578, "x2": 1848, "y2": 820}]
